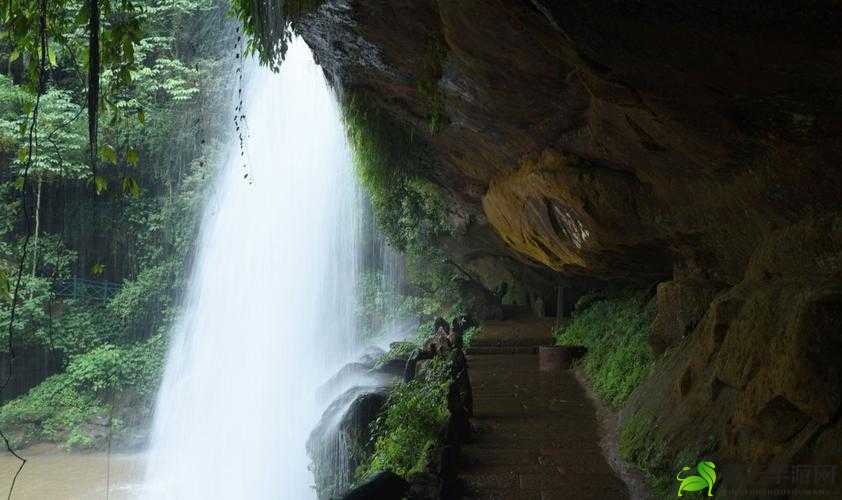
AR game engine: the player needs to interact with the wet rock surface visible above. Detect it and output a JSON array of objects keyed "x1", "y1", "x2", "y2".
[
  {"x1": 313, "y1": 317, "x2": 475, "y2": 500},
  {"x1": 308, "y1": 385, "x2": 390, "y2": 499}
]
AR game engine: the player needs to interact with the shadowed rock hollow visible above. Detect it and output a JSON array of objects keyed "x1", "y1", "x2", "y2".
[
  {"x1": 290, "y1": 0, "x2": 842, "y2": 495},
  {"x1": 297, "y1": 0, "x2": 841, "y2": 283}
]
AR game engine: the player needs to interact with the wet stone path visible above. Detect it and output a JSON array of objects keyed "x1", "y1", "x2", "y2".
[{"x1": 459, "y1": 340, "x2": 630, "y2": 499}]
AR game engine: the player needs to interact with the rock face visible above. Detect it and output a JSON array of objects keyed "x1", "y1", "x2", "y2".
[
  {"x1": 622, "y1": 215, "x2": 842, "y2": 494},
  {"x1": 649, "y1": 277, "x2": 721, "y2": 355},
  {"x1": 293, "y1": 0, "x2": 842, "y2": 492},
  {"x1": 315, "y1": 346, "x2": 400, "y2": 404},
  {"x1": 308, "y1": 386, "x2": 389, "y2": 499},
  {"x1": 296, "y1": 0, "x2": 841, "y2": 288}
]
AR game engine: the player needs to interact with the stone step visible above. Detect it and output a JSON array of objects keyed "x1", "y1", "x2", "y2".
[
  {"x1": 466, "y1": 346, "x2": 540, "y2": 355},
  {"x1": 470, "y1": 337, "x2": 554, "y2": 347},
  {"x1": 458, "y1": 352, "x2": 630, "y2": 499}
]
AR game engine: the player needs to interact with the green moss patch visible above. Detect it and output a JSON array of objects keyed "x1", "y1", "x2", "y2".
[
  {"x1": 554, "y1": 292, "x2": 655, "y2": 406},
  {"x1": 357, "y1": 355, "x2": 452, "y2": 479}
]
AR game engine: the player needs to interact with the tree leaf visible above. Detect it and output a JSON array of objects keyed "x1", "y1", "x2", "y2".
[
  {"x1": 94, "y1": 175, "x2": 108, "y2": 195},
  {"x1": 98, "y1": 144, "x2": 117, "y2": 164},
  {"x1": 48, "y1": 46, "x2": 57, "y2": 67},
  {"x1": 9, "y1": 49, "x2": 20, "y2": 62},
  {"x1": 126, "y1": 147, "x2": 140, "y2": 167},
  {"x1": 137, "y1": 110, "x2": 145, "y2": 124},
  {"x1": 90, "y1": 263, "x2": 105, "y2": 277},
  {"x1": 122, "y1": 176, "x2": 140, "y2": 197}
]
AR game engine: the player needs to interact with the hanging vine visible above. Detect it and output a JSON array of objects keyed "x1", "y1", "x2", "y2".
[
  {"x1": 87, "y1": 0, "x2": 100, "y2": 175},
  {"x1": 0, "y1": 0, "x2": 48, "y2": 497}
]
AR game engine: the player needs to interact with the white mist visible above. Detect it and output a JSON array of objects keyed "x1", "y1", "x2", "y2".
[{"x1": 143, "y1": 37, "x2": 360, "y2": 499}]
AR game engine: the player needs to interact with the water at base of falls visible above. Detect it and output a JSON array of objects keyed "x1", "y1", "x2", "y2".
[{"x1": 142, "y1": 37, "x2": 363, "y2": 499}]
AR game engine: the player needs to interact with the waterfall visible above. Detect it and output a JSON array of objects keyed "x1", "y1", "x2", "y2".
[{"x1": 142, "y1": 37, "x2": 362, "y2": 499}]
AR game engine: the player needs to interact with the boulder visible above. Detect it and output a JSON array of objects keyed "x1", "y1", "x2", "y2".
[
  {"x1": 405, "y1": 471, "x2": 442, "y2": 500},
  {"x1": 356, "y1": 346, "x2": 386, "y2": 367},
  {"x1": 403, "y1": 349, "x2": 424, "y2": 382},
  {"x1": 450, "y1": 315, "x2": 477, "y2": 349},
  {"x1": 375, "y1": 357, "x2": 407, "y2": 378},
  {"x1": 308, "y1": 386, "x2": 389, "y2": 499},
  {"x1": 316, "y1": 362, "x2": 393, "y2": 404}
]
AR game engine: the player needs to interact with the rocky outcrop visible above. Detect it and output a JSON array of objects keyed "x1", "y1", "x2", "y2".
[
  {"x1": 308, "y1": 385, "x2": 390, "y2": 499},
  {"x1": 315, "y1": 347, "x2": 401, "y2": 404},
  {"x1": 293, "y1": 0, "x2": 842, "y2": 493},
  {"x1": 310, "y1": 317, "x2": 473, "y2": 499},
  {"x1": 296, "y1": 0, "x2": 841, "y2": 290},
  {"x1": 309, "y1": 346, "x2": 413, "y2": 498},
  {"x1": 621, "y1": 214, "x2": 842, "y2": 495},
  {"x1": 337, "y1": 319, "x2": 473, "y2": 500},
  {"x1": 407, "y1": 328, "x2": 473, "y2": 499},
  {"x1": 649, "y1": 277, "x2": 721, "y2": 355}
]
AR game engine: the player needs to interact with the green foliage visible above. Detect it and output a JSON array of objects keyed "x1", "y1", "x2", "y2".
[
  {"x1": 355, "y1": 265, "x2": 462, "y2": 342},
  {"x1": 359, "y1": 355, "x2": 452, "y2": 479},
  {"x1": 416, "y1": 36, "x2": 448, "y2": 133},
  {"x1": 356, "y1": 270, "x2": 408, "y2": 339},
  {"x1": 229, "y1": 0, "x2": 323, "y2": 71},
  {"x1": 374, "y1": 340, "x2": 417, "y2": 368},
  {"x1": 342, "y1": 92, "x2": 476, "y2": 319},
  {"x1": 620, "y1": 410, "x2": 720, "y2": 498},
  {"x1": 0, "y1": 335, "x2": 165, "y2": 448},
  {"x1": 618, "y1": 411, "x2": 671, "y2": 496},
  {"x1": 462, "y1": 325, "x2": 480, "y2": 348},
  {"x1": 0, "y1": 0, "x2": 233, "y2": 448},
  {"x1": 0, "y1": 0, "x2": 144, "y2": 110},
  {"x1": 0, "y1": 234, "x2": 84, "y2": 349},
  {"x1": 554, "y1": 291, "x2": 655, "y2": 406},
  {"x1": 0, "y1": 77, "x2": 88, "y2": 180},
  {"x1": 343, "y1": 93, "x2": 451, "y2": 253}
]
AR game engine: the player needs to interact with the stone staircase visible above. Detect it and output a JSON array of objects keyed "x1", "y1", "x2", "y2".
[
  {"x1": 466, "y1": 313, "x2": 558, "y2": 355},
  {"x1": 458, "y1": 313, "x2": 631, "y2": 499}
]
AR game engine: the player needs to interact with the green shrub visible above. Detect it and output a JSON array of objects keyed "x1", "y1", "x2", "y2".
[
  {"x1": 358, "y1": 356, "x2": 451, "y2": 479},
  {"x1": 618, "y1": 411, "x2": 671, "y2": 496},
  {"x1": 0, "y1": 335, "x2": 166, "y2": 448},
  {"x1": 554, "y1": 292, "x2": 655, "y2": 406},
  {"x1": 375, "y1": 340, "x2": 418, "y2": 368},
  {"x1": 462, "y1": 325, "x2": 481, "y2": 348}
]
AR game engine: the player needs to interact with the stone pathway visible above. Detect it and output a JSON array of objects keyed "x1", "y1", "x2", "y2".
[{"x1": 458, "y1": 319, "x2": 630, "y2": 499}]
